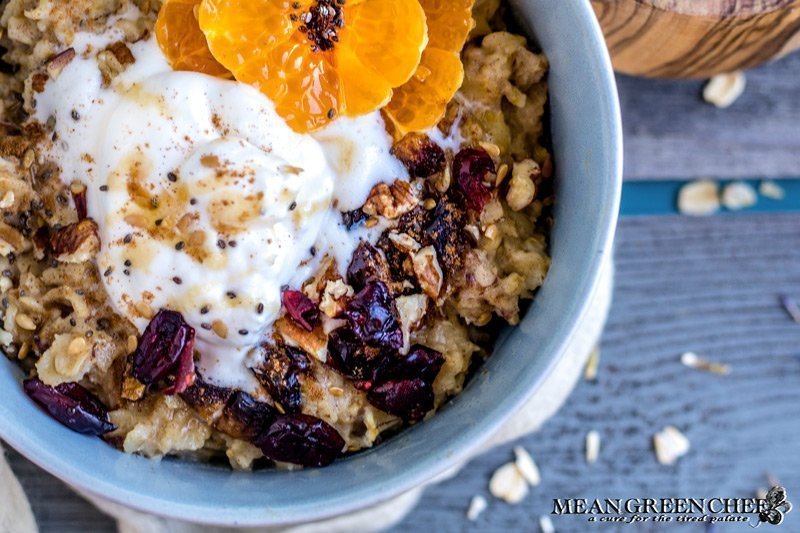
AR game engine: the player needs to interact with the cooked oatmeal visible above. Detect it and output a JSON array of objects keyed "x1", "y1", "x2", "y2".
[{"x1": 0, "y1": 0, "x2": 552, "y2": 468}]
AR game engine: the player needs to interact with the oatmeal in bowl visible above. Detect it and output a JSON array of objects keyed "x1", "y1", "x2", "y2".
[{"x1": 0, "y1": 0, "x2": 553, "y2": 469}]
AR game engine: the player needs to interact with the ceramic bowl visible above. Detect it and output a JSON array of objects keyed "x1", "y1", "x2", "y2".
[{"x1": 0, "y1": 0, "x2": 622, "y2": 526}]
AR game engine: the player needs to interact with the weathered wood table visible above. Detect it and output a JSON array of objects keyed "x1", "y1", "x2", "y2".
[{"x1": 5, "y1": 51, "x2": 800, "y2": 533}]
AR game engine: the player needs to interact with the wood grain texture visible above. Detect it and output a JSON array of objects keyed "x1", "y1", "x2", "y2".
[
  {"x1": 618, "y1": 51, "x2": 800, "y2": 180},
  {"x1": 591, "y1": 0, "x2": 800, "y2": 78},
  {"x1": 5, "y1": 215, "x2": 800, "y2": 532}
]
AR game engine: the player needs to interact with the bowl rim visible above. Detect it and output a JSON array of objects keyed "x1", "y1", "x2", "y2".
[{"x1": 0, "y1": 3, "x2": 622, "y2": 526}]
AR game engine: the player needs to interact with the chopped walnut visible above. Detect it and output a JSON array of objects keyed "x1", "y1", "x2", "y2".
[
  {"x1": 362, "y1": 180, "x2": 419, "y2": 219},
  {"x1": 412, "y1": 246, "x2": 443, "y2": 299},
  {"x1": 319, "y1": 279, "x2": 354, "y2": 318},
  {"x1": 387, "y1": 232, "x2": 421, "y2": 254},
  {"x1": 507, "y1": 159, "x2": 539, "y2": 211},
  {"x1": 50, "y1": 219, "x2": 100, "y2": 263}
]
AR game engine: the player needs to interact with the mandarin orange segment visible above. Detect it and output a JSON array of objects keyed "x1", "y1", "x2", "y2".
[
  {"x1": 260, "y1": 39, "x2": 341, "y2": 132},
  {"x1": 384, "y1": 0, "x2": 474, "y2": 134},
  {"x1": 197, "y1": 0, "x2": 428, "y2": 132},
  {"x1": 198, "y1": 0, "x2": 297, "y2": 73},
  {"x1": 384, "y1": 48, "x2": 463, "y2": 133},
  {"x1": 156, "y1": 0, "x2": 231, "y2": 77},
  {"x1": 423, "y1": 0, "x2": 474, "y2": 51},
  {"x1": 339, "y1": 0, "x2": 428, "y2": 88}
]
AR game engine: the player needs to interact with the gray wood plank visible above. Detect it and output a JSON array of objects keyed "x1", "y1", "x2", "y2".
[
  {"x1": 619, "y1": 53, "x2": 800, "y2": 181},
  {"x1": 5, "y1": 213, "x2": 800, "y2": 532},
  {"x1": 392, "y1": 214, "x2": 800, "y2": 532}
]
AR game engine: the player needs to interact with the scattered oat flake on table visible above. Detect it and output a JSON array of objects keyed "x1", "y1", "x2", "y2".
[
  {"x1": 466, "y1": 495, "x2": 488, "y2": 521},
  {"x1": 513, "y1": 446, "x2": 541, "y2": 486},
  {"x1": 489, "y1": 462, "x2": 529, "y2": 504},
  {"x1": 703, "y1": 71, "x2": 746, "y2": 109},
  {"x1": 584, "y1": 346, "x2": 600, "y2": 381},
  {"x1": 721, "y1": 181, "x2": 757, "y2": 210},
  {"x1": 779, "y1": 294, "x2": 800, "y2": 323},
  {"x1": 540, "y1": 515, "x2": 556, "y2": 533},
  {"x1": 759, "y1": 180, "x2": 786, "y2": 200},
  {"x1": 678, "y1": 179, "x2": 720, "y2": 216},
  {"x1": 586, "y1": 430, "x2": 601, "y2": 464},
  {"x1": 653, "y1": 425, "x2": 691, "y2": 465},
  {"x1": 680, "y1": 352, "x2": 731, "y2": 375}
]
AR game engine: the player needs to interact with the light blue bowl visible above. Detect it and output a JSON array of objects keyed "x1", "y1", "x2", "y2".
[{"x1": 0, "y1": 0, "x2": 622, "y2": 526}]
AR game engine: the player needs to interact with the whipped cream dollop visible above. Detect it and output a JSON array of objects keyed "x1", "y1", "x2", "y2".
[{"x1": 33, "y1": 24, "x2": 407, "y2": 390}]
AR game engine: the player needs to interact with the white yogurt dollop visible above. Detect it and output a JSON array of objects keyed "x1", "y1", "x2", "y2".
[{"x1": 34, "y1": 29, "x2": 407, "y2": 391}]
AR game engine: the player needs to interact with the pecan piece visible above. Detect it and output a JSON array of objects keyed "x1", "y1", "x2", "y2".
[
  {"x1": 362, "y1": 180, "x2": 418, "y2": 219},
  {"x1": 46, "y1": 48, "x2": 76, "y2": 79},
  {"x1": 391, "y1": 133, "x2": 445, "y2": 178},
  {"x1": 50, "y1": 219, "x2": 100, "y2": 263}
]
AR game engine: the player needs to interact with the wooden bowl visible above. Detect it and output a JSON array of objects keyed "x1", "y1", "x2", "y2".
[{"x1": 590, "y1": 0, "x2": 800, "y2": 78}]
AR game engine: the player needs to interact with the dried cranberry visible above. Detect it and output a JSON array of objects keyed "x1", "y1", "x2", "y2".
[
  {"x1": 367, "y1": 345, "x2": 444, "y2": 421},
  {"x1": 453, "y1": 147, "x2": 495, "y2": 212},
  {"x1": 375, "y1": 345, "x2": 445, "y2": 384},
  {"x1": 367, "y1": 378, "x2": 433, "y2": 422},
  {"x1": 252, "y1": 344, "x2": 310, "y2": 413},
  {"x1": 326, "y1": 327, "x2": 385, "y2": 387},
  {"x1": 217, "y1": 391, "x2": 277, "y2": 441},
  {"x1": 346, "y1": 241, "x2": 392, "y2": 292},
  {"x1": 23, "y1": 378, "x2": 116, "y2": 435},
  {"x1": 343, "y1": 280, "x2": 403, "y2": 350},
  {"x1": 257, "y1": 413, "x2": 345, "y2": 467},
  {"x1": 131, "y1": 309, "x2": 195, "y2": 395},
  {"x1": 281, "y1": 289, "x2": 319, "y2": 332}
]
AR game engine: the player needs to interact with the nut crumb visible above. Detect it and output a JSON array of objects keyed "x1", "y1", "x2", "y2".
[
  {"x1": 466, "y1": 495, "x2": 488, "y2": 521},
  {"x1": 721, "y1": 181, "x2": 757, "y2": 211},
  {"x1": 653, "y1": 425, "x2": 690, "y2": 465},
  {"x1": 489, "y1": 462, "x2": 528, "y2": 504},
  {"x1": 703, "y1": 71, "x2": 746, "y2": 109},
  {"x1": 680, "y1": 351, "x2": 731, "y2": 375},
  {"x1": 539, "y1": 515, "x2": 555, "y2": 533},
  {"x1": 586, "y1": 430, "x2": 600, "y2": 465},
  {"x1": 759, "y1": 180, "x2": 785, "y2": 200},
  {"x1": 584, "y1": 346, "x2": 600, "y2": 381},
  {"x1": 513, "y1": 445, "x2": 541, "y2": 486},
  {"x1": 678, "y1": 179, "x2": 720, "y2": 216}
]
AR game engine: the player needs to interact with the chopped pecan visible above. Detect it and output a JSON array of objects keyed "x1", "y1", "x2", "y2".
[
  {"x1": 346, "y1": 241, "x2": 393, "y2": 292},
  {"x1": 252, "y1": 343, "x2": 310, "y2": 413},
  {"x1": 30, "y1": 72, "x2": 48, "y2": 93},
  {"x1": 180, "y1": 376, "x2": 234, "y2": 425},
  {"x1": 46, "y1": 48, "x2": 76, "y2": 79},
  {"x1": 362, "y1": 180, "x2": 418, "y2": 219},
  {"x1": 507, "y1": 159, "x2": 539, "y2": 211},
  {"x1": 50, "y1": 219, "x2": 100, "y2": 263},
  {"x1": 425, "y1": 199, "x2": 469, "y2": 281},
  {"x1": 391, "y1": 133, "x2": 445, "y2": 178},
  {"x1": 274, "y1": 317, "x2": 327, "y2": 363},
  {"x1": 216, "y1": 391, "x2": 276, "y2": 441},
  {"x1": 412, "y1": 246, "x2": 443, "y2": 299}
]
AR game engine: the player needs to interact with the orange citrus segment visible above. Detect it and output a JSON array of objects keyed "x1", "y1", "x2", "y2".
[
  {"x1": 384, "y1": 48, "x2": 463, "y2": 133},
  {"x1": 384, "y1": 0, "x2": 474, "y2": 135},
  {"x1": 198, "y1": 0, "x2": 297, "y2": 73},
  {"x1": 196, "y1": 0, "x2": 429, "y2": 132},
  {"x1": 155, "y1": 0, "x2": 231, "y2": 77},
  {"x1": 339, "y1": 0, "x2": 428, "y2": 88}
]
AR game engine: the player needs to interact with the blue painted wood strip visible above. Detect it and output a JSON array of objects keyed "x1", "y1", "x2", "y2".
[{"x1": 620, "y1": 179, "x2": 800, "y2": 217}]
